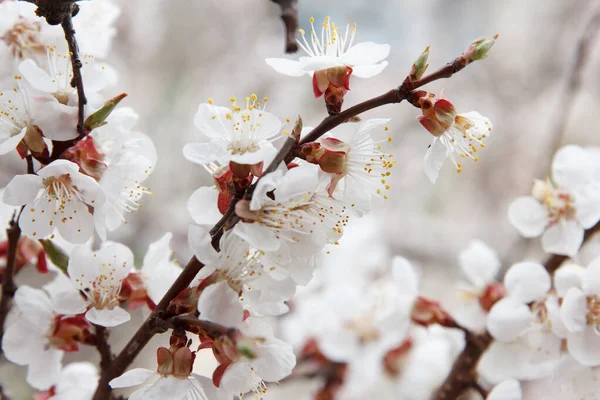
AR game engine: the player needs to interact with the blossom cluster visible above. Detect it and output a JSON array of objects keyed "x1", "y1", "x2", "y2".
[{"x1": 3, "y1": 2, "x2": 598, "y2": 400}]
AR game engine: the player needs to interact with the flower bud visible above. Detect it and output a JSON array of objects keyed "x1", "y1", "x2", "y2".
[
  {"x1": 302, "y1": 138, "x2": 349, "y2": 175},
  {"x1": 462, "y1": 34, "x2": 498, "y2": 63},
  {"x1": 409, "y1": 45, "x2": 430, "y2": 82},
  {"x1": 479, "y1": 282, "x2": 505, "y2": 312},
  {"x1": 411, "y1": 296, "x2": 455, "y2": 327},
  {"x1": 83, "y1": 93, "x2": 127, "y2": 132}
]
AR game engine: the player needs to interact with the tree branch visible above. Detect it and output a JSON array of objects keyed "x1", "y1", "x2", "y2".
[
  {"x1": 270, "y1": 0, "x2": 299, "y2": 53},
  {"x1": 93, "y1": 324, "x2": 114, "y2": 370},
  {"x1": 0, "y1": 214, "x2": 22, "y2": 354},
  {"x1": 0, "y1": 384, "x2": 9, "y2": 400}
]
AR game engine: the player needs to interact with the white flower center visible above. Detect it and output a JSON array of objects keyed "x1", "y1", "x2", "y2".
[
  {"x1": 43, "y1": 174, "x2": 84, "y2": 206},
  {"x1": 297, "y1": 16, "x2": 357, "y2": 58},
  {"x1": 585, "y1": 296, "x2": 600, "y2": 333},
  {"x1": 531, "y1": 180, "x2": 575, "y2": 224},
  {"x1": 441, "y1": 114, "x2": 492, "y2": 173},
  {"x1": 76, "y1": 256, "x2": 127, "y2": 310}
]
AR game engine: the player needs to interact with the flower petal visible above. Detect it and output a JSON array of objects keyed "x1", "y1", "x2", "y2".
[
  {"x1": 554, "y1": 263, "x2": 586, "y2": 297},
  {"x1": 85, "y1": 306, "x2": 130, "y2": 327},
  {"x1": 566, "y1": 327, "x2": 600, "y2": 367},
  {"x1": 507, "y1": 196, "x2": 548, "y2": 237},
  {"x1": 299, "y1": 55, "x2": 343, "y2": 71},
  {"x1": 0, "y1": 127, "x2": 26, "y2": 155},
  {"x1": 2, "y1": 174, "x2": 43, "y2": 206},
  {"x1": 423, "y1": 137, "x2": 447, "y2": 184},
  {"x1": 487, "y1": 379, "x2": 522, "y2": 400},
  {"x1": 391, "y1": 256, "x2": 419, "y2": 298},
  {"x1": 487, "y1": 297, "x2": 533, "y2": 342},
  {"x1": 109, "y1": 368, "x2": 155, "y2": 388},
  {"x1": 187, "y1": 186, "x2": 222, "y2": 225},
  {"x1": 197, "y1": 281, "x2": 244, "y2": 327},
  {"x1": 264, "y1": 58, "x2": 306, "y2": 77},
  {"x1": 193, "y1": 104, "x2": 233, "y2": 140},
  {"x1": 504, "y1": 262, "x2": 550, "y2": 303},
  {"x1": 233, "y1": 221, "x2": 279, "y2": 252},
  {"x1": 18, "y1": 59, "x2": 56, "y2": 93},
  {"x1": 188, "y1": 224, "x2": 218, "y2": 264},
  {"x1": 459, "y1": 239, "x2": 500, "y2": 286},
  {"x1": 541, "y1": 220, "x2": 584, "y2": 257},
  {"x1": 351, "y1": 61, "x2": 389, "y2": 78},
  {"x1": 26, "y1": 348, "x2": 63, "y2": 390},
  {"x1": 342, "y1": 42, "x2": 390, "y2": 66},
  {"x1": 55, "y1": 200, "x2": 95, "y2": 244},
  {"x1": 183, "y1": 142, "x2": 230, "y2": 166},
  {"x1": 583, "y1": 255, "x2": 600, "y2": 296},
  {"x1": 560, "y1": 287, "x2": 587, "y2": 333}
]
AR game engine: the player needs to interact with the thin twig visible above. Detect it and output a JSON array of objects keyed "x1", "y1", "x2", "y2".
[
  {"x1": 61, "y1": 8, "x2": 87, "y2": 135},
  {"x1": 0, "y1": 215, "x2": 22, "y2": 354},
  {"x1": 93, "y1": 324, "x2": 114, "y2": 370},
  {"x1": 168, "y1": 315, "x2": 237, "y2": 338},
  {"x1": 544, "y1": 2, "x2": 600, "y2": 168},
  {"x1": 270, "y1": 0, "x2": 299, "y2": 53}
]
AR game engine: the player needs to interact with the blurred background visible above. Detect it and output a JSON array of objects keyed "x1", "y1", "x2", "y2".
[{"x1": 2, "y1": 0, "x2": 600, "y2": 398}]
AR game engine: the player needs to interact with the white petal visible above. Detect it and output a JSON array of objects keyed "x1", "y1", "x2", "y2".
[
  {"x1": 583, "y1": 255, "x2": 600, "y2": 295},
  {"x1": 3, "y1": 174, "x2": 43, "y2": 205},
  {"x1": 187, "y1": 186, "x2": 222, "y2": 225},
  {"x1": 342, "y1": 42, "x2": 390, "y2": 66},
  {"x1": 391, "y1": 256, "x2": 419, "y2": 298},
  {"x1": 220, "y1": 362, "x2": 254, "y2": 395},
  {"x1": 459, "y1": 239, "x2": 500, "y2": 286},
  {"x1": 229, "y1": 143, "x2": 278, "y2": 166},
  {"x1": 18, "y1": 196, "x2": 54, "y2": 239},
  {"x1": 554, "y1": 263, "x2": 586, "y2": 297},
  {"x1": 0, "y1": 127, "x2": 26, "y2": 155},
  {"x1": 55, "y1": 200, "x2": 95, "y2": 244},
  {"x1": 32, "y1": 99, "x2": 79, "y2": 141},
  {"x1": 193, "y1": 103, "x2": 233, "y2": 140},
  {"x1": 552, "y1": 145, "x2": 595, "y2": 189},
  {"x1": 26, "y1": 349, "x2": 63, "y2": 390},
  {"x1": 2, "y1": 319, "x2": 46, "y2": 365},
  {"x1": 350, "y1": 61, "x2": 389, "y2": 78},
  {"x1": 143, "y1": 377, "x2": 194, "y2": 400},
  {"x1": 197, "y1": 281, "x2": 244, "y2": 327},
  {"x1": 504, "y1": 262, "x2": 550, "y2": 303},
  {"x1": 18, "y1": 59, "x2": 56, "y2": 93},
  {"x1": 299, "y1": 55, "x2": 343, "y2": 71},
  {"x1": 70, "y1": 172, "x2": 105, "y2": 207},
  {"x1": 507, "y1": 196, "x2": 548, "y2": 237},
  {"x1": 49, "y1": 289, "x2": 89, "y2": 315},
  {"x1": 487, "y1": 379, "x2": 522, "y2": 400},
  {"x1": 233, "y1": 222, "x2": 280, "y2": 252},
  {"x1": 251, "y1": 340, "x2": 296, "y2": 382},
  {"x1": 541, "y1": 220, "x2": 584, "y2": 257},
  {"x1": 14, "y1": 285, "x2": 54, "y2": 327},
  {"x1": 423, "y1": 137, "x2": 447, "y2": 184},
  {"x1": 566, "y1": 327, "x2": 600, "y2": 367},
  {"x1": 188, "y1": 224, "x2": 218, "y2": 264},
  {"x1": 109, "y1": 368, "x2": 155, "y2": 388},
  {"x1": 250, "y1": 169, "x2": 283, "y2": 211},
  {"x1": 560, "y1": 287, "x2": 587, "y2": 333},
  {"x1": 265, "y1": 58, "x2": 306, "y2": 77},
  {"x1": 487, "y1": 298, "x2": 532, "y2": 342},
  {"x1": 574, "y1": 185, "x2": 600, "y2": 228},
  {"x1": 183, "y1": 142, "x2": 230, "y2": 166},
  {"x1": 275, "y1": 163, "x2": 319, "y2": 202},
  {"x1": 85, "y1": 306, "x2": 130, "y2": 327}
]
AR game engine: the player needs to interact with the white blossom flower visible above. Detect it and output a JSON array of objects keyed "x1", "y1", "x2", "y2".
[
  {"x1": 480, "y1": 262, "x2": 561, "y2": 382},
  {"x1": 2, "y1": 286, "x2": 64, "y2": 390},
  {"x1": 419, "y1": 95, "x2": 492, "y2": 183},
  {"x1": 449, "y1": 240, "x2": 502, "y2": 332},
  {"x1": 110, "y1": 360, "x2": 223, "y2": 400},
  {"x1": 265, "y1": 16, "x2": 390, "y2": 80},
  {"x1": 48, "y1": 362, "x2": 99, "y2": 400},
  {"x1": 233, "y1": 163, "x2": 348, "y2": 252},
  {"x1": 183, "y1": 96, "x2": 281, "y2": 168},
  {"x1": 218, "y1": 318, "x2": 296, "y2": 398},
  {"x1": 47, "y1": 242, "x2": 134, "y2": 327},
  {"x1": 308, "y1": 118, "x2": 395, "y2": 216},
  {"x1": 0, "y1": 77, "x2": 79, "y2": 156},
  {"x1": 191, "y1": 230, "x2": 297, "y2": 326},
  {"x1": 0, "y1": 1, "x2": 40, "y2": 70},
  {"x1": 557, "y1": 256, "x2": 600, "y2": 366},
  {"x1": 3, "y1": 160, "x2": 104, "y2": 243},
  {"x1": 137, "y1": 232, "x2": 182, "y2": 305},
  {"x1": 487, "y1": 379, "x2": 522, "y2": 400},
  {"x1": 508, "y1": 145, "x2": 600, "y2": 256}
]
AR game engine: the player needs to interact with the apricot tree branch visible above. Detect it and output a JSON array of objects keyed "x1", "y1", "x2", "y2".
[
  {"x1": 0, "y1": 214, "x2": 21, "y2": 354},
  {"x1": 270, "y1": 0, "x2": 299, "y2": 53},
  {"x1": 93, "y1": 324, "x2": 114, "y2": 370}
]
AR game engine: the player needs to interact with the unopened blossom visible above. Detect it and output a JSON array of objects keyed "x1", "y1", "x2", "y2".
[
  {"x1": 418, "y1": 94, "x2": 492, "y2": 183},
  {"x1": 302, "y1": 118, "x2": 395, "y2": 215},
  {"x1": 480, "y1": 262, "x2": 562, "y2": 382},
  {"x1": 487, "y1": 379, "x2": 522, "y2": 400},
  {"x1": 509, "y1": 145, "x2": 600, "y2": 256},
  {"x1": 183, "y1": 96, "x2": 281, "y2": 169},
  {"x1": 2, "y1": 286, "x2": 92, "y2": 390},
  {"x1": 3, "y1": 160, "x2": 104, "y2": 244},
  {"x1": 265, "y1": 16, "x2": 390, "y2": 92},
  {"x1": 450, "y1": 240, "x2": 504, "y2": 332},
  {"x1": 216, "y1": 317, "x2": 296, "y2": 398},
  {"x1": 556, "y1": 256, "x2": 600, "y2": 366},
  {"x1": 0, "y1": 77, "x2": 79, "y2": 157},
  {"x1": 47, "y1": 242, "x2": 134, "y2": 327},
  {"x1": 233, "y1": 163, "x2": 349, "y2": 252},
  {"x1": 110, "y1": 345, "x2": 224, "y2": 400}
]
